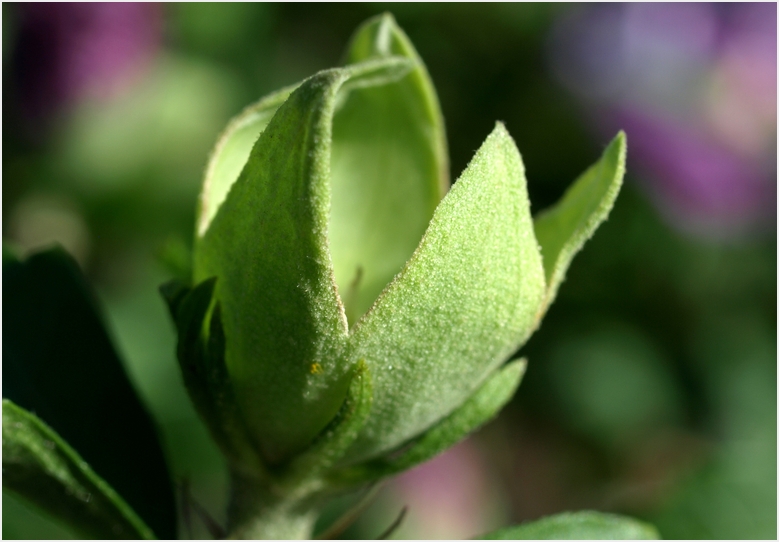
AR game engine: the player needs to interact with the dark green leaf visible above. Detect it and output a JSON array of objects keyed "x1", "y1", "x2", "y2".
[
  {"x1": 3, "y1": 247, "x2": 176, "y2": 538},
  {"x1": 478, "y1": 511, "x2": 660, "y2": 540},
  {"x1": 3, "y1": 399, "x2": 154, "y2": 539}
]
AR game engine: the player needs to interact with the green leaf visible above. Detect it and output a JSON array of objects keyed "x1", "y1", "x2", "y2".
[
  {"x1": 343, "y1": 123, "x2": 546, "y2": 462},
  {"x1": 3, "y1": 400, "x2": 154, "y2": 539},
  {"x1": 332, "y1": 359, "x2": 526, "y2": 485},
  {"x1": 3, "y1": 247, "x2": 176, "y2": 538},
  {"x1": 533, "y1": 132, "x2": 626, "y2": 314},
  {"x1": 477, "y1": 511, "x2": 660, "y2": 540},
  {"x1": 194, "y1": 57, "x2": 415, "y2": 464},
  {"x1": 331, "y1": 13, "x2": 449, "y2": 324}
]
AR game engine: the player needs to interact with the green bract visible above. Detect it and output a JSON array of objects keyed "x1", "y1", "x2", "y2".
[{"x1": 162, "y1": 12, "x2": 626, "y2": 538}]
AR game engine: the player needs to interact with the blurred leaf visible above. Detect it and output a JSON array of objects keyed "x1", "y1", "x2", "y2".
[
  {"x1": 548, "y1": 324, "x2": 683, "y2": 444},
  {"x1": 3, "y1": 246, "x2": 176, "y2": 538},
  {"x1": 3, "y1": 399, "x2": 154, "y2": 539},
  {"x1": 57, "y1": 55, "x2": 239, "y2": 195},
  {"x1": 3, "y1": 489, "x2": 76, "y2": 539},
  {"x1": 344, "y1": 124, "x2": 545, "y2": 462},
  {"x1": 3, "y1": 243, "x2": 21, "y2": 264},
  {"x1": 174, "y1": 3, "x2": 273, "y2": 57},
  {"x1": 534, "y1": 131, "x2": 626, "y2": 314},
  {"x1": 194, "y1": 57, "x2": 415, "y2": 464},
  {"x1": 332, "y1": 359, "x2": 526, "y2": 485},
  {"x1": 652, "y1": 315, "x2": 777, "y2": 539},
  {"x1": 331, "y1": 12, "x2": 449, "y2": 323},
  {"x1": 478, "y1": 511, "x2": 659, "y2": 540},
  {"x1": 156, "y1": 235, "x2": 193, "y2": 283}
]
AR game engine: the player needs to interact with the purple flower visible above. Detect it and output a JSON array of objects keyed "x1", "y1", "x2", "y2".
[
  {"x1": 13, "y1": 3, "x2": 162, "y2": 119},
  {"x1": 389, "y1": 439, "x2": 502, "y2": 538},
  {"x1": 550, "y1": 3, "x2": 776, "y2": 239},
  {"x1": 614, "y1": 108, "x2": 774, "y2": 238}
]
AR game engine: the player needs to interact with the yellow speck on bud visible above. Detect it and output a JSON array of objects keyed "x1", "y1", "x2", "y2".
[{"x1": 310, "y1": 363, "x2": 323, "y2": 375}]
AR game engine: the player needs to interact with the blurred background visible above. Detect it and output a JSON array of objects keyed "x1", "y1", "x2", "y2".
[{"x1": 2, "y1": 3, "x2": 775, "y2": 539}]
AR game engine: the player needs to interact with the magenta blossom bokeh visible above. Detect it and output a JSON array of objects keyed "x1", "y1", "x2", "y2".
[
  {"x1": 13, "y1": 3, "x2": 162, "y2": 120},
  {"x1": 550, "y1": 3, "x2": 776, "y2": 239}
]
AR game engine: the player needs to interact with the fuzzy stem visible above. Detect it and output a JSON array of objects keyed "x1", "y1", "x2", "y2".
[{"x1": 226, "y1": 471, "x2": 321, "y2": 540}]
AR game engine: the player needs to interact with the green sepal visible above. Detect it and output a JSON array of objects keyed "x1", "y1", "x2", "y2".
[
  {"x1": 477, "y1": 511, "x2": 660, "y2": 540},
  {"x1": 3, "y1": 399, "x2": 155, "y2": 540},
  {"x1": 284, "y1": 360, "x2": 373, "y2": 481},
  {"x1": 534, "y1": 132, "x2": 626, "y2": 315},
  {"x1": 194, "y1": 56, "x2": 415, "y2": 464},
  {"x1": 160, "y1": 278, "x2": 266, "y2": 477},
  {"x1": 331, "y1": 12, "x2": 449, "y2": 324},
  {"x1": 343, "y1": 124, "x2": 546, "y2": 462},
  {"x1": 197, "y1": 84, "x2": 299, "y2": 236},
  {"x1": 330, "y1": 359, "x2": 526, "y2": 486}
]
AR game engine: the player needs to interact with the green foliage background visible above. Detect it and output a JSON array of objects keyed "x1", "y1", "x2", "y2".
[{"x1": 3, "y1": 4, "x2": 776, "y2": 539}]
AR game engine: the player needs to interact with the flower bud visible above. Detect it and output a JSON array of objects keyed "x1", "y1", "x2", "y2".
[{"x1": 163, "y1": 13, "x2": 626, "y2": 489}]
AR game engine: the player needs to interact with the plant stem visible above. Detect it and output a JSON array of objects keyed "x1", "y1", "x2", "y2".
[{"x1": 226, "y1": 470, "x2": 320, "y2": 540}]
